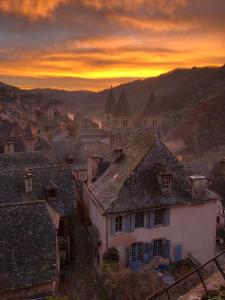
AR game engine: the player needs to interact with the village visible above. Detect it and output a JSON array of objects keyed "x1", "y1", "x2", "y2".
[{"x1": 0, "y1": 85, "x2": 225, "y2": 300}]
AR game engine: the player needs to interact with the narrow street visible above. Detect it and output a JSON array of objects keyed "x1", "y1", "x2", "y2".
[{"x1": 57, "y1": 218, "x2": 108, "y2": 300}]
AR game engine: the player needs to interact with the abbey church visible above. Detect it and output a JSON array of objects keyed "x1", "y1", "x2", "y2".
[{"x1": 102, "y1": 88, "x2": 161, "y2": 147}]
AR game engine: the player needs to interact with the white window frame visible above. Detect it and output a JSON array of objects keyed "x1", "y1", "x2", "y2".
[
  {"x1": 153, "y1": 239, "x2": 163, "y2": 257},
  {"x1": 154, "y1": 209, "x2": 164, "y2": 225},
  {"x1": 135, "y1": 212, "x2": 145, "y2": 228},
  {"x1": 161, "y1": 174, "x2": 171, "y2": 190},
  {"x1": 115, "y1": 215, "x2": 123, "y2": 232},
  {"x1": 131, "y1": 243, "x2": 144, "y2": 262}
]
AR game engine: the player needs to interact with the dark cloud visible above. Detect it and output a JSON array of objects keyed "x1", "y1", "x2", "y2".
[{"x1": 0, "y1": 0, "x2": 224, "y2": 90}]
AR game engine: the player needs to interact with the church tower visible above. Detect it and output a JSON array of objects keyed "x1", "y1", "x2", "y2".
[
  {"x1": 102, "y1": 87, "x2": 116, "y2": 132},
  {"x1": 113, "y1": 90, "x2": 133, "y2": 129},
  {"x1": 110, "y1": 90, "x2": 133, "y2": 148},
  {"x1": 141, "y1": 91, "x2": 161, "y2": 133}
]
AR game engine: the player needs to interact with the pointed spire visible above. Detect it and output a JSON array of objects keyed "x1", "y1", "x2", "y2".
[
  {"x1": 104, "y1": 86, "x2": 116, "y2": 113},
  {"x1": 142, "y1": 91, "x2": 157, "y2": 117},
  {"x1": 114, "y1": 90, "x2": 132, "y2": 117}
]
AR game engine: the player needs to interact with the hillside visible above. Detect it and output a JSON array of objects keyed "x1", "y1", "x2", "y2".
[
  {"x1": 79, "y1": 65, "x2": 225, "y2": 116},
  {"x1": 1, "y1": 64, "x2": 225, "y2": 159},
  {"x1": 0, "y1": 83, "x2": 94, "y2": 112}
]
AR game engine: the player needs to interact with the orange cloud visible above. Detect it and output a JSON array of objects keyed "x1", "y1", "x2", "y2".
[{"x1": 0, "y1": 0, "x2": 68, "y2": 20}]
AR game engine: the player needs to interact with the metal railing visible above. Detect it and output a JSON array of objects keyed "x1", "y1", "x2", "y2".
[{"x1": 146, "y1": 249, "x2": 225, "y2": 300}]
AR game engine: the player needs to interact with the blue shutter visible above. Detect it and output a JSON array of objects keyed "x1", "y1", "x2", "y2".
[
  {"x1": 144, "y1": 211, "x2": 151, "y2": 228},
  {"x1": 163, "y1": 208, "x2": 170, "y2": 226},
  {"x1": 143, "y1": 243, "x2": 151, "y2": 263},
  {"x1": 124, "y1": 215, "x2": 131, "y2": 232},
  {"x1": 150, "y1": 211, "x2": 155, "y2": 228},
  {"x1": 131, "y1": 214, "x2": 135, "y2": 232},
  {"x1": 163, "y1": 239, "x2": 170, "y2": 259},
  {"x1": 128, "y1": 246, "x2": 132, "y2": 267},
  {"x1": 111, "y1": 217, "x2": 116, "y2": 235},
  {"x1": 174, "y1": 244, "x2": 183, "y2": 262},
  {"x1": 149, "y1": 241, "x2": 154, "y2": 261}
]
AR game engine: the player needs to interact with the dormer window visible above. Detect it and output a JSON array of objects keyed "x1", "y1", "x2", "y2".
[{"x1": 161, "y1": 174, "x2": 171, "y2": 190}]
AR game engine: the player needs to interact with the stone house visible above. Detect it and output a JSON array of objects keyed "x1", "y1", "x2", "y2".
[
  {"x1": 79, "y1": 132, "x2": 219, "y2": 270},
  {"x1": 0, "y1": 121, "x2": 35, "y2": 153},
  {"x1": 0, "y1": 202, "x2": 59, "y2": 300},
  {"x1": 0, "y1": 164, "x2": 77, "y2": 299},
  {"x1": 23, "y1": 108, "x2": 37, "y2": 123},
  {"x1": 79, "y1": 128, "x2": 110, "y2": 156},
  {"x1": 209, "y1": 158, "x2": 225, "y2": 227}
]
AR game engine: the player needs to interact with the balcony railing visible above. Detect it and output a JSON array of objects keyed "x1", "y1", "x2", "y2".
[{"x1": 146, "y1": 249, "x2": 225, "y2": 300}]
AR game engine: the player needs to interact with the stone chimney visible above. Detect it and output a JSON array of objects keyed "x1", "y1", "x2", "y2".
[
  {"x1": 88, "y1": 154, "x2": 99, "y2": 185},
  {"x1": 113, "y1": 147, "x2": 124, "y2": 163},
  {"x1": 4, "y1": 142, "x2": 14, "y2": 154},
  {"x1": 190, "y1": 175, "x2": 210, "y2": 197},
  {"x1": 24, "y1": 171, "x2": 33, "y2": 193}
]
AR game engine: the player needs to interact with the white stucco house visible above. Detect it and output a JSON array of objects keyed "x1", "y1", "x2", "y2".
[{"x1": 78, "y1": 132, "x2": 220, "y2": 270}]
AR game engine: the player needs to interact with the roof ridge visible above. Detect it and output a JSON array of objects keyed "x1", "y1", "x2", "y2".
[
  {"x1": 0, "y1": 199, "x2": 46, "y2": 208},
  {"x1": 0, "y1": 163, "x2": 72, "y2": 173}
]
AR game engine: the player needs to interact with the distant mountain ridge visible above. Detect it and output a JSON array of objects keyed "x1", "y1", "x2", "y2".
[{"x1": 1, "y1": 64, "x2": 225, "y2": 158}]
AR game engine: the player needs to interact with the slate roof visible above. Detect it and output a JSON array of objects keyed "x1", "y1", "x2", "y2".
[
  {"x1": 113, "y1": 91, "x2": 132, "y2": 117},
  {"x1": 79, "y1": 128, "x2": 106, "y2": 137},
  {"x1": 0, "y1": 151, "x2": 55, "y2": 170},
  {"x1": 0, "y1": 98, "x2": 16, "y2": 104},
  {"x1": 209, "y1": 159, "x2": 225, "y2": 206},
  {"x1": 0, "y1": 202, "x2": 57, "y2": 292},
  {"x1": 50, "y1": 141, "x2": 86, "y2": 164},
  {"x1": 22, "y1": 126, "x2": 34, "y2": 140},
  {"x1": 104, "y1": 87, "x2": 116, "y2": 113},
  {"x1": 0, "y1": 138, "x2": 25, "y2": 153},
  {"x1": 0, "y1": 121, "x2": 19, "y2": 138},
  {"x1": 0, "y1": 121, "x2": 35, "y2": 152},
  {"x1": 89, "y1": 132, "x2": 219, "y2": 214},
  {"x1": 0, "y1": 121, "x2": 34, "y2": 140},
  {"x1": 0, "y1": 165, "x2": 76, "y2": 216}
]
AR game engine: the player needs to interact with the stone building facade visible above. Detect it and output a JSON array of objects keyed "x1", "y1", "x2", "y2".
[{"x1": 78, "y1": 132, "x2": 219, "y2": 270}]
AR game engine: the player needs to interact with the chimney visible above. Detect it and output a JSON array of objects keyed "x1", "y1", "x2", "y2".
[
  {"x1": 88, "y1": 155, "x2": 99, "y2": 185},
  {"x1": 190, "y1": 175, "x2": 210, "y2": 197},
  {"x1": 113, "y1": 147, "x2": 124, "y2": 163},
  {"x1": 46, "y1": 181, "x2": 58, "y2": 198},
  {"x1": 24, "y1": 172, "x2": 33, "y2": 193},
  {"x1": 4, "y1": 142, "x2": 14, "y2": 154}
]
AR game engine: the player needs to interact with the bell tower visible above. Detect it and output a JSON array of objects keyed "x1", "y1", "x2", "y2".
[
  {"x1": 102, "y1": 87, "x2": 116, "y2": 132},
  {"x1": 141, "y1": 91, "x2": 161, "y2": 133}
]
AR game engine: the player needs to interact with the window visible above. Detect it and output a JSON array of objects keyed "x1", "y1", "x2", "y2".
[
  {"x1": 122, "y1": 119, "x2": 128, "y2": 128},
  {"x1": 115, "y1": 216, "x2": 123, "y2": 232},
  {"x1": 135, "y1": 212, "x2": 145, "y2": 228},
  {"x1": 153, "y1": 119, "x2": 158, "y2": 127},
  {"x1": 153, "y1": 239, "x2": 163, "y2": 257},
  {"x1": 162, "y1": 175, "x2": 171, "y2": 190},
  {"x1": 131, "y1": 243, "x2": 144, "y2": 262},
  {"x1": 154, "y1": 209, "x2": 164, "y2": 225}
]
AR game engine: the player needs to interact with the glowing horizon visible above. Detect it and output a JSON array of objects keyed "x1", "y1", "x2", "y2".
[{"x1": 0, "y1": 0, "x2": 224, "y2": 91}]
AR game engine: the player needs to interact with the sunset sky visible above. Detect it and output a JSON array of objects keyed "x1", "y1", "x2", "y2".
[{"x1": 0, "y1": 0, "x2": 224, "y2": 91}]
